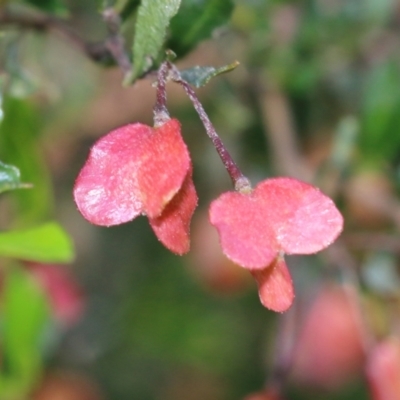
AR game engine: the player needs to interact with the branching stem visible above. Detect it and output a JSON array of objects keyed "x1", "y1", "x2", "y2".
[
  {"x1": 153, "y1": 62, "x2": 170, "y2": 127},
  {"x1": 166, "y1": 63, "x2": 251, "y2": 191}
]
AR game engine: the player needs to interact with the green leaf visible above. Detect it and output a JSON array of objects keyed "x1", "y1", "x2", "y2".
[
  {"x1": 168, "y1": 0, "x2": 234, "y2": 56},
  {"x1": 0, "y1": 161, "x2": 32, "y2": 195},
  {"x1": 128, "y1": 0, "x2": 181, "y2": 83},
  {"x1": 180, "y1": 61, "x2": 239, "y2": 88},
  {"x1": 2, "y1": 266, "x2": 50, "y2": 391},
  {"x1": 0, "y1": 222, "x2": 74, "y2": 263},
  {"x1": 0, "y1": 96, "x2": 53, "y2": 224}
]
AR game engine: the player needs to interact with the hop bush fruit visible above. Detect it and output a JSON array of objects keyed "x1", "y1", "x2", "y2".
[
  {"x1": 209, "y1": 178, "x2": 343, "y2": 312},
  {"x1": 74, "y1": 118, "x2": 198, "y2": 255}
]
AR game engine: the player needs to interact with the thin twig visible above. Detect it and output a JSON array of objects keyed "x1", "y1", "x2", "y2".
[
  {"x1": 102, "y1": 8, "x2": 131, "y2": 76},
  {"x1": 268, "y1": 304, "x2": 299, "y2": 394},
  {"x1": 0, "y1": 9, "x2": 117, "y2": 66}
]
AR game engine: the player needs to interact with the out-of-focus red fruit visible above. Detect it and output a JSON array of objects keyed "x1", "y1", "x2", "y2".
[
  {"x1": 32, "y1": 372, "x2": 103, "y2": 400},
  {"x1": 26, "y1": 263, "x2": 84, "y2": 326},
  {"x1": 290, "y1": 284, "x2": 365, "y2": 390},
  {"x1": 366, "y1": 337, "x2": 400, "y2": 400},
  {"x1": 189, "y1": 212, "x2": 251, "y2": 294}
]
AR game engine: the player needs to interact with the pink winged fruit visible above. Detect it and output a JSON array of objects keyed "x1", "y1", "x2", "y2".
[
  {"x1": 74, "y1": 118, "x2": 197, "y2": 255},
  {"x1": 209, "y1": 177, "x2": 343, "y2": 312}
]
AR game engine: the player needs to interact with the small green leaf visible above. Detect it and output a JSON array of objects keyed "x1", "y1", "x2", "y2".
[
  {"x1": 168, "y1": 0, "x2": 234, "y2": 56},
  {"x1": 0, "y1": 161, "x2": 32, "y2": 195},
  {"x1": 0, "y1": 222, "x2": 74, "y2": 263},
  {"x1": 180, "y1": 61, "x2": 239, "y2": 88},
  {"x1": 128, "y1": 0, "x2": 181, "y2": 83}
]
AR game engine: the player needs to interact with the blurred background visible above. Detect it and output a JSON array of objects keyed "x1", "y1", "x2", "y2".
[{"x1": 1, "y1": 0, "x2": 400, "y2": 399}]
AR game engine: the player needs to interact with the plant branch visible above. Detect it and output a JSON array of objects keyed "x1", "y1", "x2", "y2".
[
  {"x1": 0, "y1": 9, "x2": 128, "y2": 69},
  {"x1": 102, "y1": 8, "x2": 131, "y2": 76},
  {"x1": 268, "y1": 304, "x2": 299, "y2": 394}
]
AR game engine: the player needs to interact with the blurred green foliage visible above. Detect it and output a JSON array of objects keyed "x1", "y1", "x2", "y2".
[
  {"x1": 0, "y1": 97, "x2": 53, "y2": 225},
  {"x1": 1, "y1": 266, "x2": 50, "y2": 399}
]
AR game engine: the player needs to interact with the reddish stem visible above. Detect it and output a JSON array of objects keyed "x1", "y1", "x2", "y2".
[{"x1": 169, "y1": 64, "x2": 250, "y2": 191}]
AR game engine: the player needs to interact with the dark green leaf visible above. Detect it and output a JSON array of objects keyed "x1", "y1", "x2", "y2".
[
  {"x1": 0, "y1": 161, "x2": 32, "y2": 194},
  {"x1": 168, "y1": 0, "x2": 234, "y2": 56},
  {"x1": 128, "y1": 0, "x2": 181, "y2": 83},
  {"x1": 0, "y1": 222, "x2": 74, "y2": 263},
  {"x1": 180, "y1": 61, "x2": 239, "y2": 88}
]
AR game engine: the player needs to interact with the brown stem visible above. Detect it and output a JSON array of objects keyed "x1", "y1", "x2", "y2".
[
  {"x1": 0, "y1": 9, "x2": 125, "y2": 69},
  {"x1": 268, "y1": 304, "x2": 299, "y2": 393},
  {"x1": 102, "y1": 8, "x2": 131, "y2": 76}
]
